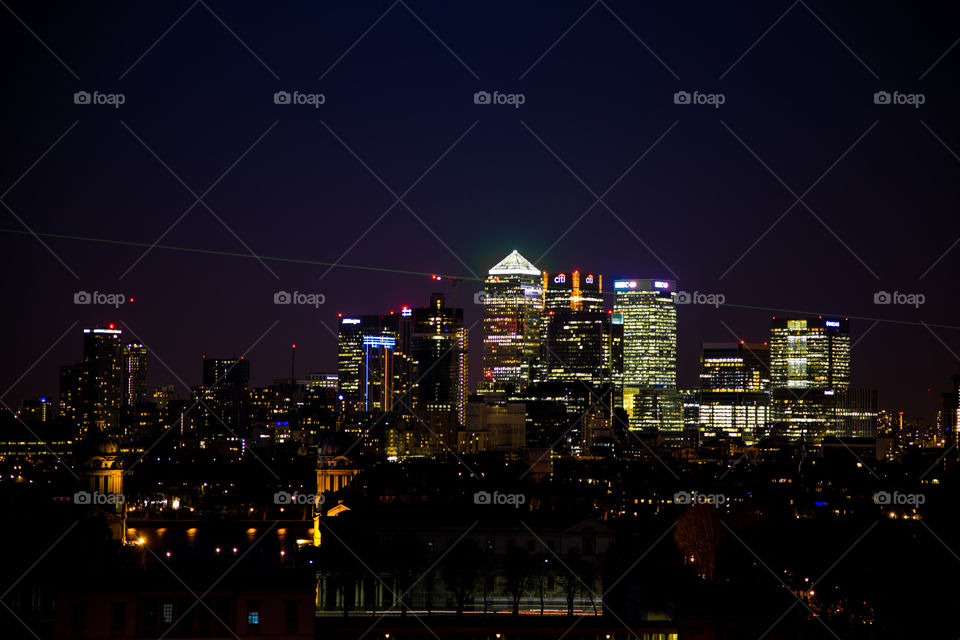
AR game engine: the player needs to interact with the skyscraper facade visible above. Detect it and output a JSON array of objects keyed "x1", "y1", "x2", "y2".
[
  {"x1": 770, "y1": 317, "x2": 851, "y2": 441},
  {"x1": 409, "y1": 293, "x2": 467, "y2": 425},
  {"x1": 481, "y1": 250, "x2": 543, "y2": 394},
  {"x1": 336, "y1": 314, "x2": 414, "y2": 416},
  {"x1": 81, "y1": 326, "x2": 125, "y2": 436},
  {"x1": 196, "y1": 357, "x2": 251, "y2": 436},
  {"x1": 612, "y1": 279, "x2": 680, "y2": 438},
  {"x1": 697, "y1": 341, "x2": 770, "y2": 444},
  {"x1": 123, "y1": 343, "x2": 148, "y2": 408}
]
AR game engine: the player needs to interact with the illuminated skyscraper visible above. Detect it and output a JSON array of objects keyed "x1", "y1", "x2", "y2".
[
  {"x1": 336, "y1": 314, "x2": 414, "y2": 415},
  {"x1": 196, "y1": 357, "x2": 251, "y2": 436},
  {"x1": 612, "y1": 279, "x2": 680, "y2": 438},
  {"x1": 78, "y1": 324, "x2": 124, "y2": 436},
  {"x1": 481, "y1": 250, "x2": 543, "y2": 394},
  {"x1": 409, "y1": 294, "x2": 467, "y2": 425},
  {"x1": 697, "y1": 341, "x2": 770, "y2": 444},
  {"x1": 123, "y1": 343, "x2": 148, "y2": 408},
  {"x1": 543, "y1": 270, "x2": 603, "y2": 313},
  {"x1": 769, "y1": 317, "x2": 851, "y2": 441}
]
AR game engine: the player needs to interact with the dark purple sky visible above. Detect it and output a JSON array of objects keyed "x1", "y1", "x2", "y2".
[{"x1": 2, "y1": 1, "x2": 959, "y2": 421}]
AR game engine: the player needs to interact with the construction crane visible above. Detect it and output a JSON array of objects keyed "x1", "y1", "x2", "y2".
[{"x1": 431, "y1": 274, "x2": 461, "y2": 309}]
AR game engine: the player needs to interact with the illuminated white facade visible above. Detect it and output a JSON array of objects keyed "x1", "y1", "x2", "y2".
[
  {"x1": 612, "y1": 279, "x2": 680, "y2": 437},
  {"x1": 481, "y1": 251, "x2": 543, "y2": 393}
]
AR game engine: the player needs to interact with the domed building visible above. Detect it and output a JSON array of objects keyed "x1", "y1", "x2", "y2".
[
  {"x1": 75, "y1": 434, "x2": 126, "y2": 541},
  {"x1": 77, "y1": 436, "x2": 124, "y2": 499},
  {"x1": 316, "y1": 433, "x2": 359, "y2": 495}
]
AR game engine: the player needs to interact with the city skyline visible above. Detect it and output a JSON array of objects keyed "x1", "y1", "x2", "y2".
[{"x1": 10, "y1": 249, "x2": 954, "y2": 430}]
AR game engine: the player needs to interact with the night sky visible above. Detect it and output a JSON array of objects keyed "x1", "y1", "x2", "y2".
[{"x1": 2, "y1": 1, "x2": 959, "y2": 420}]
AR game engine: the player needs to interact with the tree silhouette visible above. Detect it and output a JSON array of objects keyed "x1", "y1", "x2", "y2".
[
  {"x1": 503, "y1": 546, "x2": 533, "y2": 615},
  {"x1": 673, "y1": 504, "x2": 724, "y2": 581},
  {"x1": 441, "y1": 539, "x2": 483, "y2": 615}
]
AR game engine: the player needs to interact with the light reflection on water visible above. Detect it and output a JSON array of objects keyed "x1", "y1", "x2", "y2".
[{"x1": 125, "y1": 522, "x2": 312, "y2": 557}]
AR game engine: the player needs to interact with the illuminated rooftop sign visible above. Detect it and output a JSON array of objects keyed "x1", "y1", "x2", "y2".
[{"x1": 341, "y1": 318, "x2": 361, "y2": 325}]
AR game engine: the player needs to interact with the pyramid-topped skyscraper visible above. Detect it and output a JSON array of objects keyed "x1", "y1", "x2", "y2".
[{"x1": 480, "y1": 250, "x2": 543, "y2": 393}]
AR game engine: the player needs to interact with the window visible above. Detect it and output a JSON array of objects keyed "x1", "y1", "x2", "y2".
[
  {"x1": 162, "y1": 603, "x2": 174, "y2": 624},
  {"x1": 247, "y1": 601, "x2": 260, "y2": 626}
]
